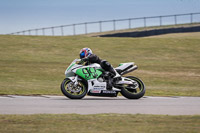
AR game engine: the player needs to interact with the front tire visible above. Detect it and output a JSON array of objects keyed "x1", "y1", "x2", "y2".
[
  {"x1": 61, "y1": 78, "x2": 87, "y2": 99},
  {"x1": 120, "y1": 76, "x2": 145, "y2": 99}
]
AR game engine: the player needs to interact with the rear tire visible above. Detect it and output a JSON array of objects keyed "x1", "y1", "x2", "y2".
[
  {"x1": 61, "y1": 78, "x2": 87, "y2": 99},
  {"x1": 120, "y1": 76, "x2": 145, "y2": 99}
]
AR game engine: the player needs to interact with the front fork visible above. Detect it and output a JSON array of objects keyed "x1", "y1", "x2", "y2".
[{"x1": 68, "y1": 76, "x2": 79, "y2": 86}]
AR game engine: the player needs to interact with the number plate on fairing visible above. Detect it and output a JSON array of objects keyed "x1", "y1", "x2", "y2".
[{"x1": 76, "y1": 67, "x2": 102, "y2": 80}]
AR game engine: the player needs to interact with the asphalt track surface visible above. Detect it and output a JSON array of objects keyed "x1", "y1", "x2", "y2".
[{"x1": 0, "y1": 95, "x2": 200, "y2": 115}]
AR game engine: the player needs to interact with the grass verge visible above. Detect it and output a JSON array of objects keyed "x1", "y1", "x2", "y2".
[
  {"x1": 0, "y1": 32, "x2": 200, "y2": 96},
  {"x1": 0, "y1": 114, "x2": 200, "y2": 133}
]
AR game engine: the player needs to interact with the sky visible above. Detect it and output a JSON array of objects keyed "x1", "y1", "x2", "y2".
[{"x1": 0, "y1": 0, "x2": 200, "y2": 34}]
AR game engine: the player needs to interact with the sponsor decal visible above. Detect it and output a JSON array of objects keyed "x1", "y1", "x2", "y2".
[
  {"x1": 93, "y1": 85, "x2": 106, "y2": 90},
  {"x1": 90, "y1": 90, "x2": 101, "y2": 93},
  {"x1": 102, "y1": 90, "x2": 116, "y2": 94}
]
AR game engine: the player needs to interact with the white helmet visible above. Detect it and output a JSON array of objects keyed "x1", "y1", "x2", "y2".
[{"x1": 79, "y1": 48, "x2": 93, "y2": 59}]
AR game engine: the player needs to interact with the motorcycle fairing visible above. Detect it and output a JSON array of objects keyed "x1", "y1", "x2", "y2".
[{"x1": 76, "y1": 67, "x2": 102, "y2": 80}]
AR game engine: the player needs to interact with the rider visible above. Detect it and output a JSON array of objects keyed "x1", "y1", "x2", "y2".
[{"x1": 79, "y1": 48, "x2": 118, "y2": 90}]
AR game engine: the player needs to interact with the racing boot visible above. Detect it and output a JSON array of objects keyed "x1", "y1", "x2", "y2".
[
  {"x1": 103, "y1": 71, "x2": 113, "y2": 90},
  {"x1": 106, "y1": 68, "x2": 118, "y2": 90},
  {"x1": 111, "y1": 68, "x2": 122, "y2": 87},
  {"x1": 107, "y1": 76, "x2": 113, "y2": 90}
]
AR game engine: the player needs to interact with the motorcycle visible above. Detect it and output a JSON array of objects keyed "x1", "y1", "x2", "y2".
[{"x1": 61, "y1": 59, "x2": 145, "y2": 99}]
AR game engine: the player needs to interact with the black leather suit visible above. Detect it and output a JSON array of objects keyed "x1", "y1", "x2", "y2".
[{"x1": 82, "y1": 54, "x2": 116, "y2": 76}]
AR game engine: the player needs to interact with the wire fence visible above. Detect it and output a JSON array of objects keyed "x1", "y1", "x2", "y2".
[{"x1": 9, "y1": 12, "x2": 200, "y2": 36}]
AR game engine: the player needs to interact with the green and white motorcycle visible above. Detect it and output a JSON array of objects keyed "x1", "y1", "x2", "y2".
[{"x1": 61, "y1": 59, "x2": 145, "y2": 99}]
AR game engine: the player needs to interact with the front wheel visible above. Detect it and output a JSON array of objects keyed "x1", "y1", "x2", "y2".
[
  {"x1": 61, "y1": 78, "x2": 87, "y2": 99},
  {"x1": 120, "y1": 76, "x2": 145, "y2": 99}
]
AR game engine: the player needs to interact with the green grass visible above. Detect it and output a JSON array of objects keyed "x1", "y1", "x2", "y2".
[
  {"x1": 0, "y1": 32, "x2": 200, "y2": 96},
  {"x1": 0, "y1": 114, "x2": 199, "y2": 133}
]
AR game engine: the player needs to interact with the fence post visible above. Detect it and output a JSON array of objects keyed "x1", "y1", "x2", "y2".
[
  {"x1": 190, "y1": 13, "x2": 193, "y2": 24},
  {"x1": 99, "y1": 21, "x2": 102, "y2": 32},
  {"x1": 85, "y1": 23, "x2": 87, "y2": 34},
  {"x1": 113, "y1": 20, "x2": 116, "y2": 31},
  {"x1": 129, "y1": 19, "x2": 131, "y2": 29},
  {"x1": 174, "y1": 15, "x2": 177, "y2": 25},
  {"x1": 52, "y1": 27, "x2": 54, "y2": 36},
  {"x1": 73, "y1": 24, "x2": 76, "y2": 35},
  {"x1": 144, "y1": 17, "x2": 146, "y2": 27},
  {"x1": 160, "y1": 16, "x2": 162, "y2": 26},
  {"x1": 61, "y1": 26, "x2": 64, "y2": 36}
]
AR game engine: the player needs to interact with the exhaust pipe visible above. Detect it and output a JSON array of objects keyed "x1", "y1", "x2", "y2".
[{"x1": 121, "y1": 65, "x2": 138, "y2": 75}]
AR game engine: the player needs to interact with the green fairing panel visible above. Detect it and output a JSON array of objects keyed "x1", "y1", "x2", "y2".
[
  {"x1": 76, "y1": 67, "x2": 103, "y2": 80},
  {"x1": 119, "y1": 63, "x2": 124, "y2": 66}
]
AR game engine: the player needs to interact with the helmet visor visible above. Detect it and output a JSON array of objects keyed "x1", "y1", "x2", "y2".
[{"x1": 80, "y1": 52, "x2": 85, "y2": 59}]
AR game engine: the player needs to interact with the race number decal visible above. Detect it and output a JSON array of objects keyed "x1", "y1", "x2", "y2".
[{"x1": 82, "y1": 67, "x2": 98, "y2": 79}]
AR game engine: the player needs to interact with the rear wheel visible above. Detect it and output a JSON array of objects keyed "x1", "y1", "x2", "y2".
[
  {"x1": 120, "y1": 76, "x2": 145, "y2": 99},
  {"x1": 61, "y1": 78, "x2": 87, "y2": 99}
]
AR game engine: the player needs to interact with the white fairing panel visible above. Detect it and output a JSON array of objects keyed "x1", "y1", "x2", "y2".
[
  {"x1": 88, "y1": 80, "x2": 107, "y2": 93},
  {"x1": 115, "y1": 62, "x2": 134, "y2": 71}
]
